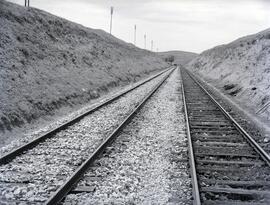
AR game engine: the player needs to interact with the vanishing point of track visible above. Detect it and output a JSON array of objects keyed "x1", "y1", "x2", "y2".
[{"x1": 181, "y1": 68, "x2": 270, "y2": 205}]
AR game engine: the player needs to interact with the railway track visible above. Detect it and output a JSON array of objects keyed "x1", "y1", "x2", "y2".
[
  {"x1": 188, "y1": 72, "x2": 270, "y2": 154},
  {"x1": 62, "y1": 67, "x2": 192, "y2": 204},
  {"x1": 181, "y1": 68, "x2": 270, "y2": 205},
  {"x1": 0, "y1": 67, "x2": 174, "y2": 204}
]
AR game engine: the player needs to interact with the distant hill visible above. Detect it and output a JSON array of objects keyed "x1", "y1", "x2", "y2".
[
  {"x1": 187, "y1": 28, "x2": 270, "y2": 120},
  {"x1": 0, "y1": 0, "x2": 168, "y2": 143},
  {"x1": 159, "y1": 51, "x2": 197, "y2": 65}
]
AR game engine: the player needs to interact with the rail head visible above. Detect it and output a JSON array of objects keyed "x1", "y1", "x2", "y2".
[
  {"x1": 184, "y1": 68, "x2": 270, "y2": 167},
  {"x1": 179, "y1": 68, "x2": 201, "y2": 205}
]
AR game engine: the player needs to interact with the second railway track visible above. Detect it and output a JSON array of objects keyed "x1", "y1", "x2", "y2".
[
  {"x1": 181, "y1": 68, "x2": 270, "y2": 205},
  {"x1": 189, "y1": 72, "x2": 270, "y2": 155}
]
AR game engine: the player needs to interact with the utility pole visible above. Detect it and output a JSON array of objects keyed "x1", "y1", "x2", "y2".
[
  {"x1": 151, "y1": 40, "x2": 153, "y2": 51},
  {"x1": 25, "y1": 0, "x2": 29, "y2": 7},
  {"x1": 134, "y1": 25, "x2": 137, "y2": 46},
  {"x1": 144, "y1": 34, "x2": 146, "y2": 49},
  {"x1": 110, "y1": 6, "x2": 114, "y2": 35}
]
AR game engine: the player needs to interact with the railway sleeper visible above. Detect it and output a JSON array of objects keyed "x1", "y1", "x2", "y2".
[
  {"x1": 188, "y1": 115, "x2": 227, "y2": 118},
  {"x1": 203, "y1": 200, "x2": 269, "y2": 205},
  {"x1": 195, "y1": 148, "x2": 254, "y2": 154},
  {"x1": 187, "y1": 109, "x2": 221, "y2": 112},
  {"x1": 185, "y1": 95, "x2": 210, "y2": 98},
  {"x1": 201, "y1": 187, "x2": 270, "y2": 201},
  {"x1": 193, "y1": 141, "x2": 250, "y2": 147},
  {"x1": 196, "y1": 165, "x2": 261, "y2": 174},
  {"x1": 197, "y1": 168, "x2": 270, "y2": 182},
  {"x1": 186, "y1": 99, "x2": 213, "y2": 102},
  {"x1": 196, "y1": 159, "x2": 265, "y2": 166},
  {"x1": 187, "y1": 109, "x2": 223, "y2": 112},
  {"x1": 0, "y1": 198, "x2": 44, "y2": 205},
  {"x1": 190, "y1": 122, "x2": 232, "y2": 126},
  {"x1": 193, "y1": 138, "x2": 245, "y2": 144},
  {"x1": 189, "y1": 118, "x2": 229, "y2": 122},
  {"x1": 190, "y1": 123, "x2": 234, "y2": 127},
  {"x1": 194, "y1": 146, "x2": 254, "y2": 153},
  {"x1": 186, "y1": 93, "x2": 210, "y2": 95},
  {"x1": 194, "y1": 139, "x2": 247, "y2": 145},
  {"x1": 201, "y1": 179, "x2": 270, "y2": 189},
  {"x1": 186, "y1": 105, "x2": 218, "y2": 108},
  {"x1": 70, "y1": 185, "x2": 96, "y2": 194},
  {"x1": 197, "y1": 155, "x2": 259, "y2": 162},
  {"x1": 190, "y1": 126, "x2": 235, "y2": 130},
  {"x1": 190, "y1": 117, "x2": 229, "y2": 121},
  {"x1": 192, "y1": 133, "x2": 242, "y2": 137},
  {"x1": 37, "y1": 145, "x2": 85, "y2": 151},
  {"x1": 192, "y1": 132, "x2": 240, "y2": 138},
  {"x1": 187, "y1": 105, "x2": 216, "y2": 108},
  {"x1": 192, "y1": 136, "x2": 243, "y2": 142},
  {"x1": 188, "y1": 113, "x2": 227, "y2": 117},
  {"x1": 195, "y1": 151, "x2": 257, "y2": 158},
  {"x1": 186, "y1": 100, "x2": 213, "y2": 103},
  {"x1": 0, "y1": 181, "x2": 32, "y2": 188},
  {"x1": 191, "y1": 130, "x2": 239, "y2": 134},
  {"x1": 185, "y1": 103, "x2": 216, "y2": 105},
  {"x1": 187, "y1": 105, "x2": 219, "y2": 108}
]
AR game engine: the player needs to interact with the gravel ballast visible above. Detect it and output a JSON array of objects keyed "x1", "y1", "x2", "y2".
[
  {"x1": 0, "y1": 70, "x2": 171, "y2": 204},
  {"x1": 64, "y1": 68, "x2": 192, "y2": 204}
]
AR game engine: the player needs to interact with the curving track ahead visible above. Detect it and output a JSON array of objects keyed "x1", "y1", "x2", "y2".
[
  {"x1": 0, "y1": 67, "x2": 174, "y2": 204},
  {"x1": 181, "y1": 68, "x2": 270, "y2": 205}
]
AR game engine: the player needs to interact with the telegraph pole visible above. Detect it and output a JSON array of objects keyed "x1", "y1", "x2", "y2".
[
  {"x1": 110, "y1": 6, "x2": 114, "y2": 35},
  {"x1": 25, "y1": 0, "x2": 30, "y2": 7},
  {"x1": 134, "y1": 25, "x2": 137, "y2": 46},
  {"x1": 144, "y1": 34, "x2": 146, "y2": 49},
  {"x1": 151, "y1": 40, "x2": 153, "y2": 51}
]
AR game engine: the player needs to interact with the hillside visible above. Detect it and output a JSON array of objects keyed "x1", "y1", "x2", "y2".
[
  {"x1": 159, "y1": 51, "x2": 197, "y2": 65},
  {"x1": 187, "y1": 28, "x2": 270, "y2": 121},
  {"x1": 0, "y1": 0, "x2": 168, "y2": 145}
]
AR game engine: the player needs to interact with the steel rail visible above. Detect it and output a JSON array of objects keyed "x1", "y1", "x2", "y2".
[
  {"x1": 0, "y1": 67, "x2": 172, "y2": 165},
  {"x1": 184, "y1": 68, "x2": 270, "y2": 167},
  {"x1": 45, "y1": 68, "x2": 175, "y2": 205},
  {"x1": 180, "y1": 68, "x2": 201, "y2": 205}
]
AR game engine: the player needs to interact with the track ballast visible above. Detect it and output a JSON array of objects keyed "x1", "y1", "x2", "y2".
[{"x1": 0, "y1": 68, "x2": 174, "y2": 204}]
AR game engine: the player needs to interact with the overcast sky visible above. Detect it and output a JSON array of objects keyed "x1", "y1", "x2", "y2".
[{"x1": 8, "y1": 0, "x2": 270, "y2": 53}]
